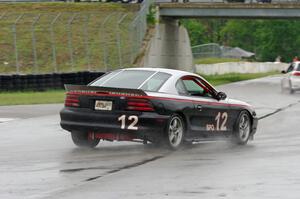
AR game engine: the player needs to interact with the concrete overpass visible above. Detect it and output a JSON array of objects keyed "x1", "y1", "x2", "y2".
[
  {"x1": 143, "y1": 1, "x2": 300, "y2": 71},
  {"x1": 158, "y1": 3, "x2": 300, "y2": 19}
]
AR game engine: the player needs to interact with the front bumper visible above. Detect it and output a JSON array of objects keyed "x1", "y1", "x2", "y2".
[
  {"x1": 60, "y1": 107, "x2": 170, "y2": 140},
  {"x1": 291, "y1": 77, "x2": 300, "y2": 90}
]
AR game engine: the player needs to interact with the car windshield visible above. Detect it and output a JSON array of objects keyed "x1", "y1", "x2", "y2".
[{"x1": 90, "y1": 70, "x2": 170, "y2": 91}]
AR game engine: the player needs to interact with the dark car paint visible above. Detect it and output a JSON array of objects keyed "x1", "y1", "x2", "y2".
[
  {"x1": 60, "y1": 107, "x2": 170, "y2": 143},
  {"x1": 60, "y1": 87, "x2": 258, "y2": 143},
  {"x1": 148, "y1": 97, "x2": 257, "y2": 140}
]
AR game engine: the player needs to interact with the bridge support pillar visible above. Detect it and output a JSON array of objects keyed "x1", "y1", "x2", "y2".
[{"x1": 143, "y1": 17, "x2": 193, "y2": 72}]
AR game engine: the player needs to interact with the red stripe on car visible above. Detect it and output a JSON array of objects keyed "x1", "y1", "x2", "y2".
[{"x1": 67, "y1": 91, "x2": 250, "y2": 109}]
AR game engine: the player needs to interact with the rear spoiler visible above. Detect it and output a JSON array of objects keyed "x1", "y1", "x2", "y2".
[{"x1": 64, "y1": 84, "x2": 147, "y2": 97}]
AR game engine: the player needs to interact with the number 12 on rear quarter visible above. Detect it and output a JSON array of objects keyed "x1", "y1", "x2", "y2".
[{"x1": 118, "y1": 115, "x2": 139, "y2": 130}]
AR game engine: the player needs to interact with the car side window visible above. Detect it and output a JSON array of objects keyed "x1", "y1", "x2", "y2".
[
  {"x1": 182, "y1": 79, "x2": 205, "y2": 95},
  {"x1": 287, "y1": 64, "x2": 295, "y2": 73},
  {"x1": 296, "y1": 64, "x2": 300, "y2": 71},
  {"x1": 176, "y1": 79, "x2": 188, "y2": 95},
  {"x1": 176, "y1": 76, "x2": 213, "y2": 98}
]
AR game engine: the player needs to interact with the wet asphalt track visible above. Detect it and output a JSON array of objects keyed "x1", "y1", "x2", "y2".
[{"x1": 1, "y1": 75, "x2": 300, "y2": 199}]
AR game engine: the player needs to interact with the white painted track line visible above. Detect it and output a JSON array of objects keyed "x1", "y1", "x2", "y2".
[{"x1": 0, "y1": 118, "x2": 19, "y2": 123}]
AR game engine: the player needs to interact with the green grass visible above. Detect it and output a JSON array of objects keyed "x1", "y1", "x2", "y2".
[
  {"x1": 0, "y1": 3, "x2": 138, "y2": 74},
  {"x1": 201, "y1": 71, "x2": 279, "y2": 86},
  {"x1": 194, "y1": 57, "x2": 242, "y2": 65},
  {"x1": 0, "y1": 72, "x2": 279, "y2": 106},
  {"x1": 0, "y1": 90, "x2": 65, "y2": 106}
]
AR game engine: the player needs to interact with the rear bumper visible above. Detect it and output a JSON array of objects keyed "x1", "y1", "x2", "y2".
[{"x1": 60, "y1": 107, "x2": 170, "y2": 140}]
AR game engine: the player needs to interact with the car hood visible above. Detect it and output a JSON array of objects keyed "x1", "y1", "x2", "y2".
[
  {"x1": 227, "y1": 98, "x2": 251, "y2": 107},
  {"x1": 227, "y1": 98, "x2": 256, "y2": 115}
]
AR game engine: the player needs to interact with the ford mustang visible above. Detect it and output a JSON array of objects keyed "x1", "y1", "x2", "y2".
[{"x1": 60, "y1": 68, "x2": 258, "y2": 149}]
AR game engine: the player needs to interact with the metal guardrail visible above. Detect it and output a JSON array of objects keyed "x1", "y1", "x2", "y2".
[
  {"x1": 192, "y1": 43, "x2": 222, "y2": 59},
  {"x1": 130, "y1": 0, "x2": 153, "y2": 64},
  {"x1": 192, "y1": 43, "x2": 254, "y2": 59}
]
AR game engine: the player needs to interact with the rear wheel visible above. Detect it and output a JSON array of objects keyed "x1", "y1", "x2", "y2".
[
  {"x1": 280, "y1": 79, "x2": 285, "y2": 93},
  {"x1": 289, "y1": 81, "x2": 295, "y2": 94},
  {"x1": 232, "y1": 111, "x2": 251, "y2": 145},
  {"x1": 71, "y1": 131, "x2": 100, "y2": 148},
  {"x1": 164, "y1": 114, "x2": 185, "y2": 150}
]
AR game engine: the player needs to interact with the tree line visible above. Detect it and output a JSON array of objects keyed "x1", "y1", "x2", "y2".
[{"x1": 181, "y1": 19, "x2": 300, "y2": 62}]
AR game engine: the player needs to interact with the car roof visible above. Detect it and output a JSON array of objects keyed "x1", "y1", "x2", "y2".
[
  {"x1": 119, "y1": 67, "x2": 213, "y2": 95},
  {"x1": 122, "y1": 67, "x2": 195, "y2": 78}
]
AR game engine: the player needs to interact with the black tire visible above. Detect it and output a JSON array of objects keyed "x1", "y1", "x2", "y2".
[
  {"x1": 289, "y1": 81, "x2": 295, "y2": 94},
  {"x1": 164, "y1": 114, "x2": 185, "y2": 150},
  {"x1": 71, "y1": 131, "x2": 100, "y2": 148},
  {"x1": 280, "y1": 80, "x2": 285, "y2": 93},
  {"x1": 227, "y1": 0, "x2": 245, "y2": 2},
  {"x1": 121, "y1": 0, "x2": 131, "y2": 3},
  {"x1": 232, "y1": 111, "x2": 251, "y2": 145}
]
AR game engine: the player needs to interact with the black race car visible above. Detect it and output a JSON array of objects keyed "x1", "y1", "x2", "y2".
[{"x1": 60, "y1": 68, "x2": 258, "y2": 149}]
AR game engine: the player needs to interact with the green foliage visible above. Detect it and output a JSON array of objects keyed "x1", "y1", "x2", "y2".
[
  {"x1": 183, "y1": 19, "x2": 300, "y2": 62},
  {"x1": 147, "y1": 5, "x2": 156, "y2": 26},
  {"x1": 220, "y1": 20, "x2": 259, "y2": 52},
  {"x1": 181, "y1": 19, "x2": 209, "y2": 45}
]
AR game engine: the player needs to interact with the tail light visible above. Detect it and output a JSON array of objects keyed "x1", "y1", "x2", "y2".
[
  {"x1": 65, "y1": 92, "x2": 80, "y2": 107},
  {"x1": 292, "y1": 71, "x2": 300, "y2": 76},
  {"x1": 126, "y1": 98, "x2": 154, "y2": 112}
]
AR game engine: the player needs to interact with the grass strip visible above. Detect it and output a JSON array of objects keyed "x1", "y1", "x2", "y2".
[
  {"x1": 0, "y1": 90, "x2": 65, "y2": 106},
  {"x1": 194, "y1": 57, "x2": 242, "y2": 65},
  {"x1": 201, "y1": 71, "x2": 279, "y2": 86}
]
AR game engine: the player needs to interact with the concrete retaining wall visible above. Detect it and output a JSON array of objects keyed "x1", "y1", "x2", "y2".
[
  {"x1": 195, "y1": 62, "x2": 289, "y2": 75},
  {"x1": 143, "y1": 18, "x2": 193, "y2": 72}
]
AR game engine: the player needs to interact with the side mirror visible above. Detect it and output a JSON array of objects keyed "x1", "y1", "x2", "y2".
[
  {"x1": 216, "y1": 92, "x2": 227, "y2": 101},
  {"x1": 281, "y1": 70, "x2": 286, "y2": 74}
]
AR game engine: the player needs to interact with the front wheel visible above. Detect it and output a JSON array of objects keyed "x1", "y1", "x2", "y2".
[
  {"x1": 232, "y1": 111, "x2": 251, "y2": 145},
  {"x1": 289, "y1": 81, "x2": 295, "y2": 94},
  {"x1": 164, "y1": 114, "x2": 185, "y2": 150},
  {"x1": 71, "y1": 131, "x2": 100, "y2": 148}
]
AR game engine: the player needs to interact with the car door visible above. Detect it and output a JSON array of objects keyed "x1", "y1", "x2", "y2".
[{"x1": 176, "y1": 76, "x2": 230, "y2": 137}]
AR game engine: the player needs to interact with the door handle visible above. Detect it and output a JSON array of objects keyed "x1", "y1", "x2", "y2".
[{"x1": 195, "y1": 104, "x2": 202, "y2": 111}]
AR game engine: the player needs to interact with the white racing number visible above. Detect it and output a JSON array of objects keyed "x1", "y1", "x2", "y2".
[
  {"x1": 207, "y1": 112, "x2": 228, "y2": 131},
  {"x1": 215, "y1": 112, "x2": 228, "y2": 131},
  {"x1": 118, "y1": 115, "x2": 139, "y2": 130}
]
